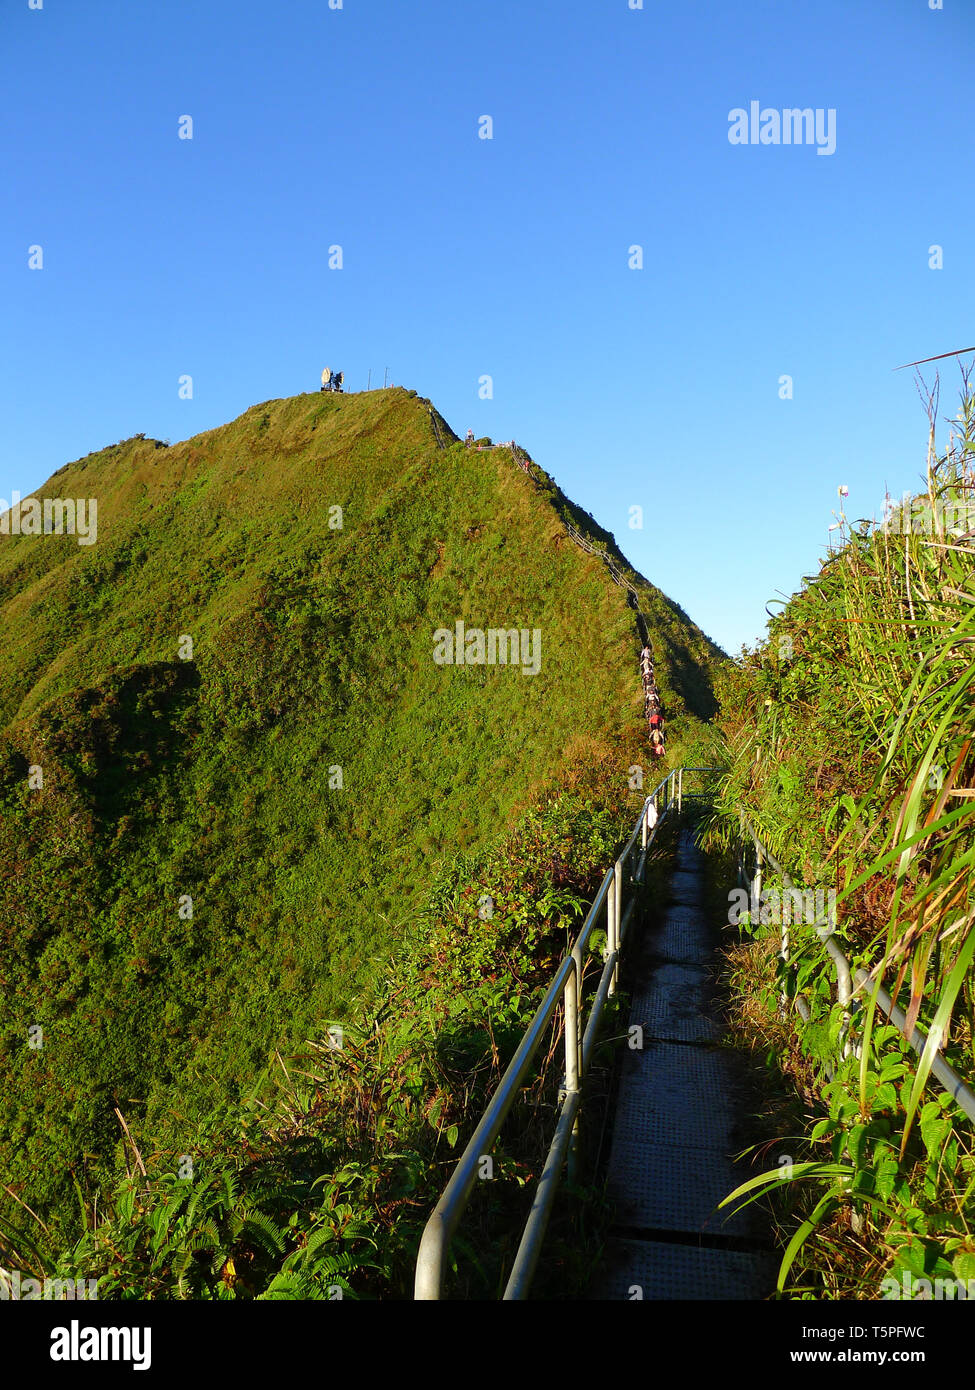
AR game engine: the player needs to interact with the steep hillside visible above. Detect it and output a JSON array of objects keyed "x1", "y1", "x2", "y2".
[
  {"x1": 705, "y1": 392, "x2": 975, "y2": 1296},
  {"x1": 0, "y1": 387, "x2": 723, "y2": 1241}
]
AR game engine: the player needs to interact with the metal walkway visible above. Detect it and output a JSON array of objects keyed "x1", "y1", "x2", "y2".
[
  {"x1": 416, "y1": 768, "x2": 975, "y2": 1299},
  {"x1": 592, "y1": 827, "x2": 777, "y2": 1299}
]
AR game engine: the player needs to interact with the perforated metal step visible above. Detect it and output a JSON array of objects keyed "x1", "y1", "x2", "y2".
[
  {"x1": 591, "y1": 829, "x2": 775, "y2": 1300},
  {"x1": 638, "y1": 912, "x2": 715, "y2": 967},
  {"x1": 628, "y1": 964, "x2": 720, "y2": 1044},
  {"x1": 605, "y1": 1138, "x2": 761, "y2": 1237},
  {"x1": 610, "y1": 1040, "x2": 741, "y2": 1148},
  {"x1": 595, "y1": 1238, "x2": 777, "y2": 1301}
]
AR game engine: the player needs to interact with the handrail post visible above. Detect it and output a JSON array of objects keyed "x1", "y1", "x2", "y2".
[
  {"x1": 678, "y1": 767, "x2": 683, "y2": 813},
  {"x1": 753, "y1": 837, "x2": 763, "y2": 924},
  {"x1": 610, "y1": 858, "x2": 623, "y2": 995},
  {"x1": 825, "y1": 931, "x2": 853, "y2": 1057},
  {"x1": 606, "y1": 873, "x2": 618, "y2": 998},
  {"x1": 564, "y1": 956, "x2": 581, "y2": 1182}
]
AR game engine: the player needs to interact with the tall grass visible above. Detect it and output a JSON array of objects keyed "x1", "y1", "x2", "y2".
[{"x1": 706, "y1": 375, "x2": 975, "y2": 1297}]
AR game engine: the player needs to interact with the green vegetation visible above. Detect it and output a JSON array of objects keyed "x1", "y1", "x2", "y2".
[
  {"x1": 0, "y1": 386, "x2": 721, "y2": 1285},
  {"x1": 11, "y1": 777, "x2": 649, "y2": 1299},
  {"x1": 706, "y1": 380, "x2": 975, "y2": 1297}
]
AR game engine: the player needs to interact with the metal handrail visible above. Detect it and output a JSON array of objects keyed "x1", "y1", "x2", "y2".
[
  {"x1": 415, "y1": 784, "x2": 972, "y2": 1298},
  {"x1": 414, "y1": 765, "x2": 718, "y2": 1299},
  {"x1": 738, "y1": 820, "x2": 975, "y2": 1122}
]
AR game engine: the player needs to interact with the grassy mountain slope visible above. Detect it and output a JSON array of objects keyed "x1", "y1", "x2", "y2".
[
  {"x1": 705, "y1": 387, "x2": 975, "y2": 1296},
  {"x1": 0, "y1": 387, "x2": 723, "y2": 1242}
]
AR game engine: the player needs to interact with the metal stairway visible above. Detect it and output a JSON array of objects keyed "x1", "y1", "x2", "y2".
[{"x1": 592, "y1": 827, "x2": 777, "y2": 1299}]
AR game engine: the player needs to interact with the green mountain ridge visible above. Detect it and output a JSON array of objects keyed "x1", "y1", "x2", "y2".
[{"x1": 0, "y1": 386, "x2": 723, "y2": 1238}]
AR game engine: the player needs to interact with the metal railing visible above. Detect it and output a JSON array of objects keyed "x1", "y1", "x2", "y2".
[
  {"x1": 415, "y1": 787, "x2": 972, "y2": 1299},
  {"x1": 562, "y1": 519, "x2": 645, "y2": 611},
  {"x1": 428, "y1": 408, "x2": 447, "y2": 450},
  {"x1": 737, "y1": 822, "x2": 975, "y2": 1121},
  {"x1": 414, "y1": 765, "x2": 717, "y2": 1300}
]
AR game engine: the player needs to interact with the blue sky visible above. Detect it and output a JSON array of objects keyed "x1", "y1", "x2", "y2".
[{"x1": 2, "y1": 0, "x2": 972, "y2": 654}]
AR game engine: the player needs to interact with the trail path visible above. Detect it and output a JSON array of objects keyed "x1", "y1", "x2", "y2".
[{"x1": 592, "y1": 828, "x2": 776, "y2": 1299}]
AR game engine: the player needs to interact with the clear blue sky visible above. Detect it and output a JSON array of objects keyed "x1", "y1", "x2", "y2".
[{"x1": 3, "y1": 0, "x2": 972, "y2": 654}]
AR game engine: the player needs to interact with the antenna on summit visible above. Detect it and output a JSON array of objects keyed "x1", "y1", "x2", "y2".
[{"x1": 320, "y1": 366, "x2": 344, "y2": 393}]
